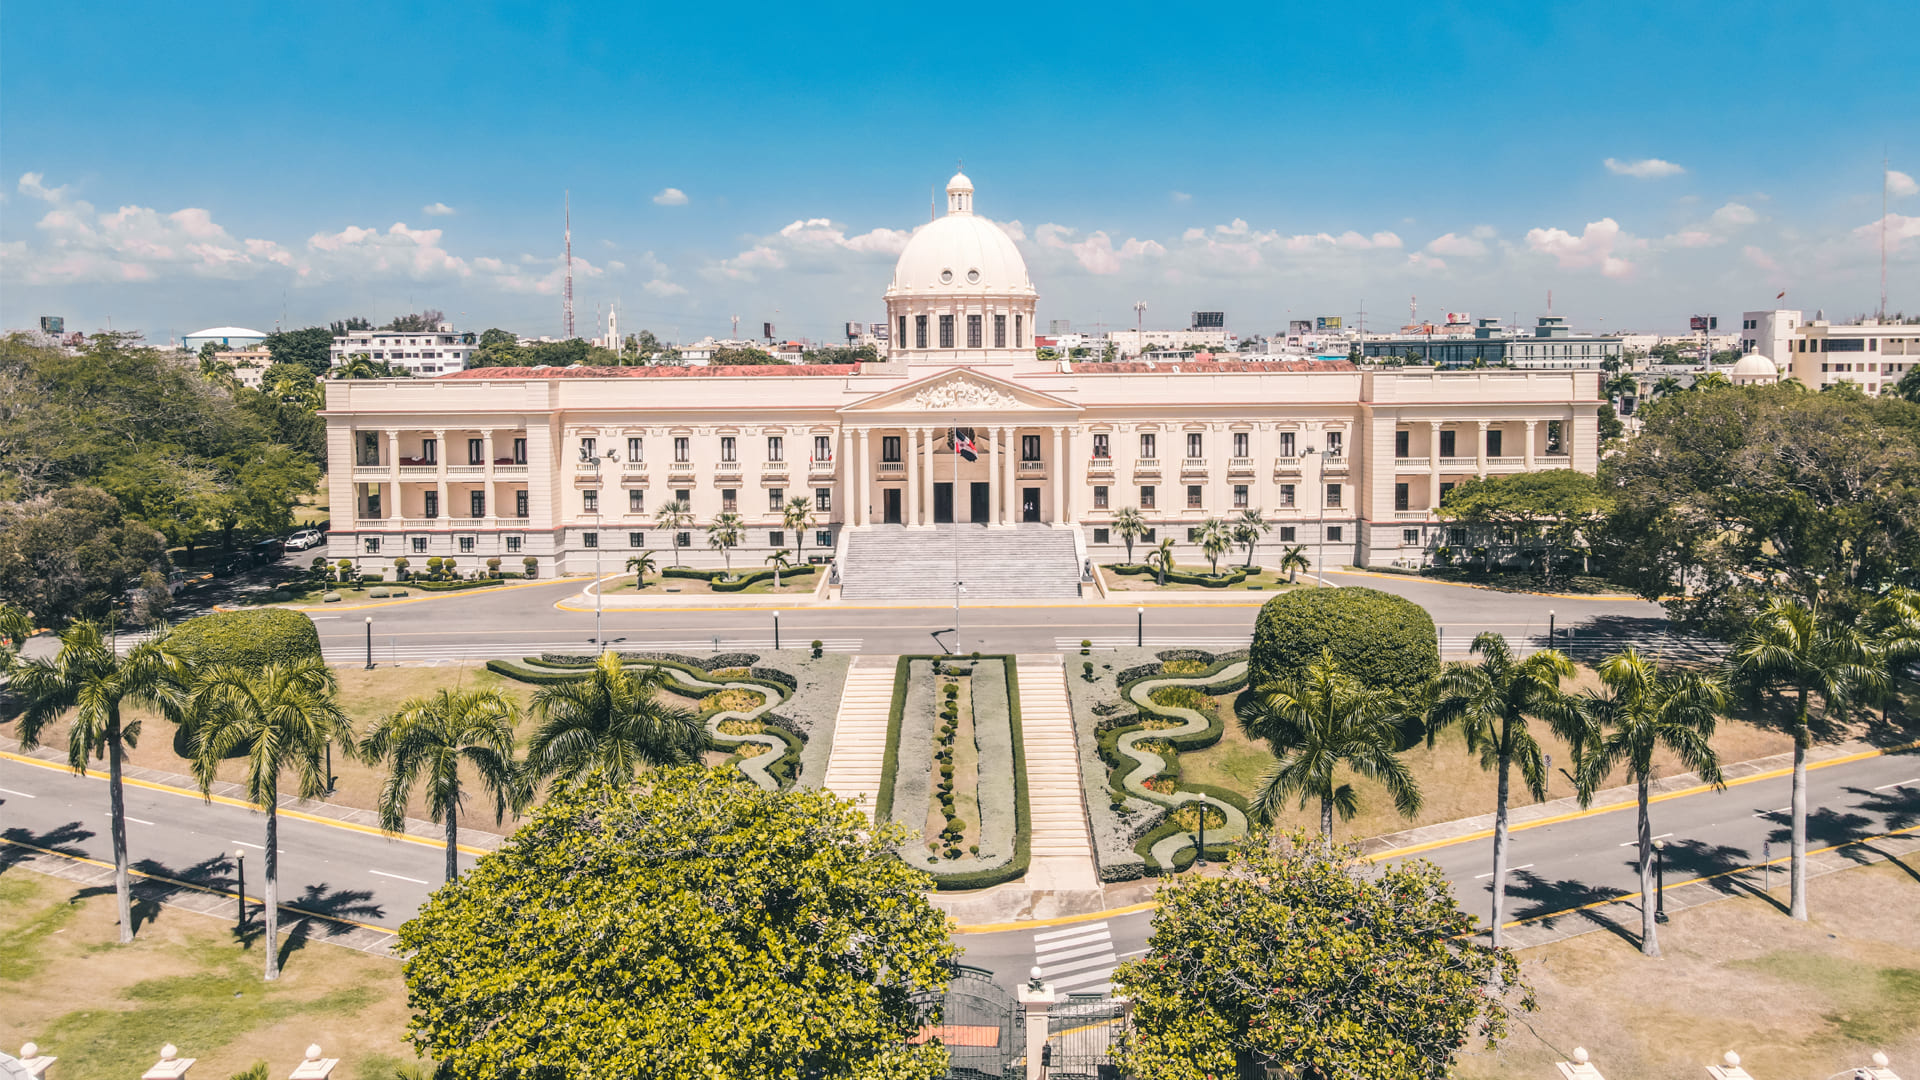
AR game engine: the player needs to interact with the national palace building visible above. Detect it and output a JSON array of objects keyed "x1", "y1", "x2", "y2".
[{"x1": 322, "y1": 173, "x2": 1602, "y2": 593}]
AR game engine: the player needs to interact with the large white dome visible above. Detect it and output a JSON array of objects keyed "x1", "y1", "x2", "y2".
[
  {"x1": 1730, "y1": 352, "x2": 1777, "y2": 377},
  {"x1": 889, "y1": 173, "x2": 1032, "y2": 296}
]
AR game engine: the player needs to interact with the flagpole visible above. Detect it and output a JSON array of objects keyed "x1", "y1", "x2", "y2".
[{"x1": 953, "y1": 418, "x2": 962, "y2": 652}]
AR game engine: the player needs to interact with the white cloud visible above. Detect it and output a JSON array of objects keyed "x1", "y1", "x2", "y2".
[
  {"x1": 1406, "y1": 252, "x2": 1448, "y2": 271},
  {"x1": 1604, "y1": 157, "x2": 1686, "y2": 179},
  {"x1": 1850, "y1": 212, "x2": 1920, "y2": 253},
  {"x1": 1034, "y1": 223, "x2": 1166, "y2": 275},
  {"x1": 1890, "y1": 170, "x2": 1919, "y2": 199},
  {"x1": 302, "y1": 222, "x2": 471, "y2": 283},
  {"x1": 12, "y1": 178, "x2": 297, "y2": 284},
  {"x1": 711, "y1": 217, "x2": 912, "y2": 281},
  {"x1": 1525, "y1": 217, "x2": 1638, "y2": 279},
  {"x1": 422, "y1": 201, "x2": 456, "y2": 217},
  {"x1": 1426, "y1": 231, "x2": 1488, "y2": 257},
  {"x1": 18, "y1": 172, "x2": 69, "y2": 202},
  {"x1": 1170, "y1": 191, "x2": 1191, "y2": 204},
  {"x1": 1710, "y1": 201, "x2": 1758, "y2": 228},
  {"x1": 652, "y1": 187, "x2": 689, "y2": 206},
  {"x1": 644, "y1": 278, "x2": 688, "y2": 297},
  {"x1": 1743, "y1": 245, "x2": 1782, "y2": 272}
]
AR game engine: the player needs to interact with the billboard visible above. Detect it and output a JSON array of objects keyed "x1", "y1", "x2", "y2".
[
  {"x1": 871, "y1": 322, "x2": 890, "y2": 341},
  {"x1": 763, "y1": 322, "x2": 775, "y2": 339},
  {"x1": 1316, "y1": 316, "x2": 1343, "y2": 330},
  {"x1": 1190, "y1": 311, "x2": 1226, "y2": 329},
  {"x1": 1289, "y1": 320, "x2": 1313, "y2": 336},
  {"x1": 1690, "y1": 315, "x2": 1719, "y2": 332},
  {"x1": 844, "y1": 322, "x2": 863, "y2": 339},
  {"x1": 39, "y1": 316, "x2": 64, "y2": 335},
  {"x1": 1445, "y1": 311, "x2": 1470, "y2": 325}
]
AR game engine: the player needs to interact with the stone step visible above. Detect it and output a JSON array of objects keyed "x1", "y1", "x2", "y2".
[{"x1": 841, "y1": 523, "x2": 1082, "y2": 600}]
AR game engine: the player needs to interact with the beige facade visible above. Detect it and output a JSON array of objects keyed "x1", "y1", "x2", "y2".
[{"x1": 320, "y1": 174, "x2": 1602, "y2": 577}]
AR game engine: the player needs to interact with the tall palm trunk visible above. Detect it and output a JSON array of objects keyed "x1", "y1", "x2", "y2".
[
  {"x1": 107, "y1": 709, "x2": 133, "y2": 944},
  {"x1": 1636, "y1": 776, "x2": 1658, "y2": 957},
  {"x1": 1489, "y1": 745, "x2": 1513, "y2": 950},
  {"x1": 1319, "y1": 793, "x2": 1334, "y2": 837},
  {"x1": 1790, "y1": 689, "x2": 1810, "y2": 920},
  {"x1": 263, "y1": 805, "x2": 281, "y2": 980},
  {"x1": 445, "y1": 810, "x2": 459, "y2": 884}
]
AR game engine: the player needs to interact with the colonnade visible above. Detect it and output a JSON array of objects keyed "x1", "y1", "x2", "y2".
[{"x1": 838, "y1": 423, "x2": 1075, "y2": 527}]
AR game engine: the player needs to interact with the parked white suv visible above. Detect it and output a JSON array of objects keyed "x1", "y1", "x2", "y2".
[{"x1": 285, "y1": 528, "x2": 323, "y2": 551}]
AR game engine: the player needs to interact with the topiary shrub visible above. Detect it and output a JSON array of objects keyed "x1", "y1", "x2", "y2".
[
  {"x1": 170, "y1": 608, "x2": 323, "y2": 670},
  {"x1": 1248, "y1": 586, "x2": 1438, "y2": 694}
]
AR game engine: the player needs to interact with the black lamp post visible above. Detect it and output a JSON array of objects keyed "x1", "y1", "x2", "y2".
[
  {"x1": 1548, "y1": 609, "x2": 1556, "y2": 650},
  {"x1": 1653, "y1": 838, "x2": 1669, "y2": 924},
  {"x1": 1136, "y1": 606, "x2": 1144, "y2": 648},
  {"x1": 1196, "y1": 803, "x2": 1207, "y2": 869},
  {"x1": 364, "y1": 615, "x2": 374, "y2": 670},
  {"x1": 234, "y1": 848, "x2": 246, "y2": 932}
]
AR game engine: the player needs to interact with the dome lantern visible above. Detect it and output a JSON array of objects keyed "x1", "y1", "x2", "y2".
[{"x1": 947, "y1": 172, "x2": 974, "y2": 215}]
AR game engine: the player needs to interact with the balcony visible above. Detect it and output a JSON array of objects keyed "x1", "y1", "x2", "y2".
[
  {"x1": 761, "y1": 461, "x2": 789, "y2": 478},
  {"x1": 1134, "y1": 457, "x2": 1161, "y2": 477},
  {"x1": 714, "y1": 461, "x2": 743, "y2": 479},
  {"x1": 493, "y1": 464, "x2": 528, "y2": 476},
  {"x1": 398, "y1": 465, "x2": 438, "y2": 477},
  {"x1": 1180, "y1": 457, "x2": 1209, "y2": 477},
  {"x1": 1394, "y1": 509, "x2": 1434, "y2": 520},
  {"x1": 445, "y1": 464, "x2": 484, "y2": 477},
  {"x1": 809, "y1": 457, "x2": 836, "y2": 478},
  {"x1": 1394, "y1": 456, "x2": 1432, "y2": 469},
  {"x1": 1273, "y1": 456, "x2": 1301, "y2": 474},
  {"x1": 621, "y1": 461, "x2": 648, "y2": 477},
  {"x1": 1088, "y1": 457, "x2": 1115, "y2": 477},
  {"x1": 1228, "y1": 457, "x2": 1255, "y2": 476},
  {"x1": 668, "y1": 461, "x2": 698, "y2": 483},
  {"x1": 1439, "y1": 456, "x2": 1477, "y2": 469},
  {"x1": 575, "y1": 461, "x2": 601, "y2": 476},
  {"x1": 1537, "y1": 453, "x2": 1571, "y2": 466},
  {"x1": 877, "y1": 461, "x2": 905, "y2": 477},
  {"x1": 352, "y1": 464, "x2": 388, "y2": 481},
  {"x1": 1488, "y1": 456, "x2": 1526, "y2": 469},
  {"x1": 1323, "y1": 454, "x2": 1350, "y2": 473},
  {"x1": 1017, "y1": 460, "x2": 1046, "y2": 478},
  {"x1": 355, "y1": 518, "x2": 388, "y2": 529}
]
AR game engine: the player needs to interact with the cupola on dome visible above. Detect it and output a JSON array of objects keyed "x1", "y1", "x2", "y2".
[{"x1": 889, "y1": 174, "x2": 1032, "y2": 296}]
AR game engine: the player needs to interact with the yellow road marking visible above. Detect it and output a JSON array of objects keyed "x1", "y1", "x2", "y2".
[{"x1": 287, "y1": 575, "x2": 577, "y2": 612}]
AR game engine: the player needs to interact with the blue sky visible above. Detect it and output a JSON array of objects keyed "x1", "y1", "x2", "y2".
[{"x1": 3, "y1": 1, "x2": 1915, "y2": 345}]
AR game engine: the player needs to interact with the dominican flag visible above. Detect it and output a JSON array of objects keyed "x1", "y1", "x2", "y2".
[{"x1": 951, "y1": 427, "x2": 978, "y2": 461}]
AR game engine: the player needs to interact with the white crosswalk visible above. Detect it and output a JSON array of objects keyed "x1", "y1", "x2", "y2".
[{"x1": 1032, "y1": 921, "x2": 1118, "y2": 995}]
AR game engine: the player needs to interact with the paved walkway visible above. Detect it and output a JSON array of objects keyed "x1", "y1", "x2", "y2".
[
  {"x1": 1015, "y1": 654, "x2": 1100, "y2": 891},
  {"x1": 820, "y1": 655, "x2": 898, "y2": 821}
]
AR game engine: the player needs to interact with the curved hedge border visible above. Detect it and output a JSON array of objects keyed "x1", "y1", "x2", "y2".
[
  {"x1": 875, "y1": 654, "x2": 1031, "y2": 892},
  {"x1": 655, "y1": 565, "x2": 816, "y2": 592},
  {"x1": 1106, "y1": 563, "x2": 1249, "y2": 588}
]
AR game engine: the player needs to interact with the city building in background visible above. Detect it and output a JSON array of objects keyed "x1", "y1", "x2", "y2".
[
  {"x1": 329, "y1": 324, "x2": 477, "y2": 375},
  {"x1": 183, "y1": 325, "x2": 268, "y2": 352},
  {"x1": 1360, "y1": 316, "x2": 1622, "y2": 370},
  {"x1": 1785, "y1": 317, "x2": 1920, "y2": 394}
]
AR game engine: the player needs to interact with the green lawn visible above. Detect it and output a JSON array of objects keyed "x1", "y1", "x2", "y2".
[
  {"x1": 601, "y1": 573, "x2": 817, "y2": 596},
  {"x1": 1101, "y1": 564, "x2": 1309, "y2": 592}
]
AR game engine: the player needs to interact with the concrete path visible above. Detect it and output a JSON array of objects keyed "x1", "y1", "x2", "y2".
[
  {"x1": 1015, "y1": 654, "x2": 1100, "y2": 891},
  {"x1": 820, "y1": 655, "x2": 898, "y2": 821}
]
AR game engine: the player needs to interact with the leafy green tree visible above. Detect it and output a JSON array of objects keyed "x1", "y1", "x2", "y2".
[
  {"x1": 1694, "y1": 371, "x2": 1733, "y2": 391},
  {"x1": 709, "y1": 346, "x2": 782, "y2": 366},
  {"x1": 0, "y1": 487, "x2": 168, "y2": 626},
  {"x1": 1436, "y1": 469, "x2": 1612, "y2": 582},
  {"x1": 1148, "y1": 536, "x2": 1176, "y2": 586},
  {"x1": 765, "y1": 548, "x2": 794, "y2": 588},
  {"x1": 359, "y1": 688, "x2": 526, "y2": 883},
  {"x1": 1197, "y1": 516, "x2": 1232, "y2": 576},
  {"x1": 399, "y1": 768, "x2": 955, "y2": 1080},
  {"x1": 1727, "y1": 600, "x2": 1881, "y2": 921},
  {"x1": 1249, "y1": 587, "x2": 1439, "y2": 695},
  {"x1": 1112, "y1": 505, "x2": 1149, "y2": 564},
  {"x1": 782, "y1": 495, "x2": 815, "y2": 567},
  {"x1": 1230, "y1": 508, "x2": 1269, "y2": 568},
  {"x1": 188, "y1": 657, "x2": 352, "y2": 979},
  {"x1": 1897, "y1": 364, "x2": 1920, "y2": 404},
  {"x1": 707, "y1": 511, "x2": 745, "y2": 575},
  {"x1": 0, "y1": 601, "x2": 32, "y2": 669},
  {"x1": 329, "y1": 316, "x2": 373, "y2": 334},
  {"x1": 382, "y1": 309, "x2": 446, "y2": 332},
  {"x1": 1277, "y1": 543, "x2": 1310, "y2": 584},
  {"x1": 330, "y1": 355, "x2": 413, "y2": 379},
  {"x1": 625, "y1": 550, "x2": 658, "y2": 587},
  {"x1": 1429, "y1": 634, "x2": 1578, "y2": 947},
  {"x1": 800, "y1": 344, "x2": 881, "y2": 365},
  {"x1": 524, "y1": 652, "x2": 704, "y2": 783},
  {"x1": 1112, "y1": 832, "x2": 1527, "y2": 1080},
  {"x1": 1571, "y1": 650, "x2": 1727, "y2": 956},
  {"x1": 1235, "y1": 652, "x2": 1422, "y2": 835},
  {"x1": 1597, "y1": 401, "x2": 1626, "y2": 441},
  {"x1": 656, "y1": 500, "x2": 694, "y2": 567},
  {"x1": 261, "y1": 327, "x2": 335, "y2": 378},
  {"x1": 10, "y1": 622, "x2": 189, "y2": 942}
]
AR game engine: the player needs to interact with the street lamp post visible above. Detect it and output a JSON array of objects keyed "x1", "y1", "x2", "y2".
[
  {"x1": 1196, "y1": 802, "x2": 1207, "y2": 869},
  {"x1": 363, "y1": 615, "x2": 373, "y2": 670},
  {"x1": 773, "y1": 611, "x2": 780, "y2": 651},
  {"x1": 1653, "y1": 838, "x2": 1669, "y2": 924},
  {"x1": 578, "y1": 445, "x2": 621, "y2": 648},
  {"x1": 1136, "y1": 607, "x2": 1144, "y2": 648},
  {"x1": 233, "y1": 849, "x2": 246, "y2": 933},
  {"x1": 1548, "y1": 609, "x2": 1556, "y2": 651}
]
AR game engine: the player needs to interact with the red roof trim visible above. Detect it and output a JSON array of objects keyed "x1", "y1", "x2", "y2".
[{"x1": 440, "y1": 363, "x2": 861, "y2": 379}]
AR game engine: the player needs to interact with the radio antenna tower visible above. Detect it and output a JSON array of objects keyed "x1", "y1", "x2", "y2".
[
  {"x1": 1882, "y1": 152, "x2": 1891, "y2": 322},
  {"x1": 1409, "y1": 295, "x2": 1417, "y2": 324},
  {"x1": 731, "y1": 314, "x2": 740, "y2": 340},
  {"x1": 563, "y1": 191, "x2": 575, "y2": 339}
]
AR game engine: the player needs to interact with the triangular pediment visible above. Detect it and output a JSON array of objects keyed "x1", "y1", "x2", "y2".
[{"x1": 839, "y1": 367, "x2": 1081, "y2": 415}]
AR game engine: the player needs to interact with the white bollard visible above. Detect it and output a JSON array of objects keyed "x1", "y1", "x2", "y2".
[
  {"x1": 1706, "y1": 1050, "x2": 1753, "y2": 1079},
  {"x1": 1857, "y1": 1050, "x2": 1901, "y2": 1080},
  {"x1": 287, "y1": 1044, "x2": 338, "y2": 1080},
  {"x1": 1556, "y1": 1046, "x2": 1606, "y2": 1079},
  {"x1": 141, "y1": 1044, "x2": 195, "y2": 1080},
  {"x1": 15, "y1": 1042, "x2": 57, "y2": 1079}
]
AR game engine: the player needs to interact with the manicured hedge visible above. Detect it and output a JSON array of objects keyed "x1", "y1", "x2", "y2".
[
  {"x1": 1248, "y1": 586, "x2": 1438, "y2": 694},
  {"x1": 1131, "y1": 783, "x2": 1252, "y2": 875},
  {"x1": 655, "y1": 564, "x2": 816, "y2": 591},
  {"x1": 408, "y1": 577, "x2": 507, "y2": 592},
  {"x1": 1107, "y1": 563, "x2": 1248, "y2": 587},
  {"x1": 170, "y1": 609, "x2": 322, "y2": 670}
]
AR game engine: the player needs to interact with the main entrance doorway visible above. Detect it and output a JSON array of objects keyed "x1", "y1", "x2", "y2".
[
  {"x1": 970, "y1": 482, "x2": 991, "y2": 523},
  {"x1": 933, "y1": 482, "x2": 954, "y2": 524},
  {"x1": 882, "y1": 488, "x2": 902, "y2": 524},
  {"x1": 1022, "y1": 487, "x2": 1040, "y2": 522}
]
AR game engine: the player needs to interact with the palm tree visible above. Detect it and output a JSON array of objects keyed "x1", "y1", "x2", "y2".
[
  {"x1": 655, "y1": 500, "x2": 694, "y2": 567},
  {"x1": 1870, "y1": 587, "x2": 1920, "y2": 721},
  {"x1": 1198, "y1": 517, "x2": 1232, "y2": 577},
  {"x1": 1148, "y1": 537, "x2": 1177, "y2": 586},
  {"x1": 625, "y1": 550, "x2": 657, "y2": 588},
  {"x1": 13, "y1": 621, "x2": 191, "y2": 944},
  {"x1": 782, "y1": 495, "x2": 816, "y2": 567},
  {"x1": 765, "y1": 548, "x2": 794, "y2": 589},
  {"x1": 187, "y1": 658, "x2": 352, "y2": 979},
  {"x1": 1694, "y1": 371, "x2": 1732, "y2": 391},
  {"x1": 0, "y1": 602, "x2": 32, "y2": 670},
  {"x1": 524, "y1": 651, "x2": 704, "y2": 783},
  {"x1": 1572, "y1": 650, "x2": 1727, "y2": 957},
  {"x1": 1430, "y1": 633, "x2": 1579, "y2": 947},
  {"x1": 1277, "y1": 544, "x2": 1310, "y2": 585},
  {"x1": 1234, "y1": 651, "x2": 1422, "y2": 836},
  {"x1": 1728, "y1": 600, "x2": 1881, "y2": 921},
  {"x1": 1652, "y1": 375, "x2": 1683, "y2": 399},
  {"x1": 1232, "y1": 508, "x2": 1270, "y2": 569},
  {"x1": 707, "y1": 511, "x2": 745, "y2": 576},
  {"x1": 1602, "y1": 371, "x2": 1638, "y2": 406},
  {"x1": 1113, "y1": 506, "x2": 1149, "y2": 565},
  {"x1": 359, "y1": 688, "x2": 525, "y2": 884}
]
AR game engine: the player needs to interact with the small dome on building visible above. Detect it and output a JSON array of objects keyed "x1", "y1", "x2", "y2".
[{"x1": 1730, "y1": 352, "x2": 1778, "y2": 385}]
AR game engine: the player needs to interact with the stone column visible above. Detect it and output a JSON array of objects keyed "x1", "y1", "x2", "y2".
[
  {"x1": 1003, "y1": 426, "x2": 1018, "y2": 524},
  {"x1": 924, "y1": 425, "x2": 937, "y2": 523},
  {"x1": 906, "y1": 428, "x2": 920, "y2": 525},
  {"x1": 1055, "y1": 426, "x2": 1071, "y2": 523},
  {"x1": 384, "y1": 429, "x2": 400, "y2": 523},
  {"x1": 858, "y1": 427, "x2": 873, "y2": 527},
  {"x1": 1428, "y1": 420, "x2": 1443, "y2": 509},
  {"x1": 433, "y1": 428, "x2": 449, "y2": 523},
  {"x1": 1476, "y1": 420, "x2": 1490, "y2": 479},
  {"x1": 1017, "y1": 979, "x2": 1058, "y2": 1080},
  {"x1": 841, "y1": 426, "x2": 854, "y2": 525},
  {"x1": 1524, "y1": 419, "x2": 1538, "y2": 468},
  {"x1": 987, "y1": 425, "x2": 1001, "y2": 526}
]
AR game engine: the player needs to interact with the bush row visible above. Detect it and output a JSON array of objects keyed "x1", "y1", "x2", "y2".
[
  {"x1": 1107, "y1": 563, "x2": 1249, "y2": 588},
  {"x1": 656, "y1": 565, "x2": 816, "y2": 591}
]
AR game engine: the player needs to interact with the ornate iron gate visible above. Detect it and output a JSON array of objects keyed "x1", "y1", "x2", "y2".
[
  {"x1": 1044, "y1": 993, "x2": 1130, "y2": 1079},
  {"x1": 912, "y1": 963, "x2": 1022, "y2": 1080}
]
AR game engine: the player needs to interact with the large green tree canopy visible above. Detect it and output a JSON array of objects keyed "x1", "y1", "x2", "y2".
[
  {"x1": 1249, "y1": 587, "x2": 1439, "y2": 695},
  {"x1": 1603, "y1": 382, "x2": 1920, "y2": 634},
  {"x1": 0, "y1": 487, "x2": 167, "y2": 625},
  {"x1": 1113, "y1": 833, "x2": 1528, "y2": 1080},
  {"x1": 261, "y1": 326, "x2": 334, "y2": 378},
  {"x1": 1438, "y1": 468, "x2": 1613, "y2": 580},
  {"x1": 399, "y1": 767, "x2": 956, "y2": 1080}
]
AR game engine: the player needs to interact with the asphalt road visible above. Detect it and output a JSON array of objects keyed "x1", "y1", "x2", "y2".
[{"x1": 7, "y1": 742, "x2": 1913, "y2": 995}]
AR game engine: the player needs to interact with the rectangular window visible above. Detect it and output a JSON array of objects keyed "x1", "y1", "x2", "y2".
[
  {"x1": 583, "y1": 532, "x2": 598, "y2": 548},
  {"x1": 769, "y1": 530, "x2": 784, "y2": 548},
  {"x1": 421, "y1": 438, "x2": 438, "y2": 465},
  {"x1": 899, "y1": 316, "x2": 908, "y2": 350},
  {"x1": 1187, "y1": 432, "x2": 1203, "y2": 458},
  {"x1": 767, "y1": 436, "x2": 783, "y2": 462},
  {"x1": 628, "y1": 437, "x2": 643, "y2": 461},
  {"x1": 994, "y1": 314, "x2": 1007, "y2": 348},
  {"x1": 583, "y1": 489, "x2": 599, "y2": 513},
  {"x1": 722, "y1": 489, "x2": 737, "y2": 513},
  {"x1": 1093, "y1": 527, "x2": 1110, "y2": 544},
  {"x1": 1279, "y1": 431, "x2": 1296, "y2": 457},
  {"x1": 359, "y1": 431, "x2": 380, "y2": 466},
  {"x1": 424, "y1": 490, "x2": 439, "y2": 518},
  {"x1": 882, "y1": 436, "x2": 901, "y2": 463},
  {"x1": 1279, "y1": 483, "x2": 1296, "y2": 507},
  {"x1": 915, "y1": 315, "x2": 928, "y2": 349},
  {"x1": 1014, "y1": 314, "x2": 1023, "y2": 347},
  {"x1": 1233, "y1": 432, "x2": 1249, "y2": 458},
  {"x1": 1439, "y1": 430, "x2": 1456, "y2": 457},
  {"x1": 1142, "y1": 528, "x2": 1156, "y2": 543},
  {"x1": 515, "y1": 490, "x2": 529, "y2": 517},
  {"x1": 459, "y1": 536, "x2": 475, "y2": 553},
  {"x1": 630, "y1": 532, "x2": 645, "y2": 547},
  {"x1": 675, "y1": 489, "x2": 690, "y2": 504},
  {"x1": 1279, "y1": 526, "x2": 1296, "y2": 542},
  {"x1": 1094, "y1": 485, "x2": 1109, "y2": 509},
  {"x1": 1546, "y1": 420, "x2": 1563, "y2": 454},
  {"x1": 1022, "y1": 435, "x2": 1041, "y2": 462},
  {"x1": 1403, "y1": 529, "x2": 1420, "y2": 545},
  {"x1": 513, "y1": 437, "x2": 527, "y2": 464},
  {"x1": 815, "y1": 487, "x2": 832, "y2": 512},
  {"x1": 507, "y1": 535, "x2": 523, "y2": 552},
  {"x1": 674, "y1": 437, "x2": 691, "y2": 463},
  {"x1": 1326, "y1": 431, "x2": 1343, "y2": 456},
  {"x1": 469, "y1": 438, "x2": 484, "y2": 465},
  {"x1": 1440, "y1": 481, "x2": 1456, "y2": 502},
  {"x1": 816, "y1": 529, "x2": 831, "y2": 548},
  {"x1": 1233, "y1": 484, "x2": 1249, "y2": 509},
  {"x1": 1394, "y1": 483, "x2": 1409, "y2": 511},
  {"x1": 1395, "y1": 430, "x2": 1409, "y2": 457},
  {"x1": 412, "y1": 537, "x2": 427, "y2": 553},
  {"x1": 1187, "y1": 527, "x2": 1201, "y2": 542},
  {"x1": 769, "y1": 487, "x2": 784, "y2": 512},
  {"x1": 676, "y1": 531, "x2": 691, "y2": 548},
  {"x1": 470, "y1": 491, "x2": 485, "y2": 518},
  {"x1": 1826, "y1": 337, "x2": 1866, "y2": 352},
  {"x1": 1486, "y1": 430, "x2": 1503, "y2": 457},
  {"x1": 939, "y1": 315, "x2": 955, "y2": 349},
  {"x1": 1092, "y1": 433, "x2": 1110, "y2": 459},
  {"x1": 1140, "y1": 485, "x2": 1156, "y2": 509},
  {"x1": 1140, "y1": 433, "x2": 1156, "y2": 458},
  {"x1": 720, "y1": 436, "x2": 737, "y2": 462},
  {"x1": 364, "y1": 537, "x2": 380, "y2": 553},
  {"x1": 1326, "y1": 483, "x2": 1342, "y2": 508},
  {"x1": 1327, "y1": 526, "x2": 1343, "y2": 542},
  {"x1": 580, "y1": 437, "x2": 596, "y2": 459},
  {"x1": 815, "y1": 435, "x2": 832, "y2": 462},
  {"x1": 629, "y1": 489, "x2": 645, "y2": 513},
  {"x1": 967, "y1": 314, "x2": 982, "y2": 348},
  {"x1": 1187, "y1": 485, "x2": 1203, "y2": 509}
]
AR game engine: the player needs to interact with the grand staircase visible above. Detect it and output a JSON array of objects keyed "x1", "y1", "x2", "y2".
[{"x1": 839, "y1": 524, "x2": 1082, "y2": 601}]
